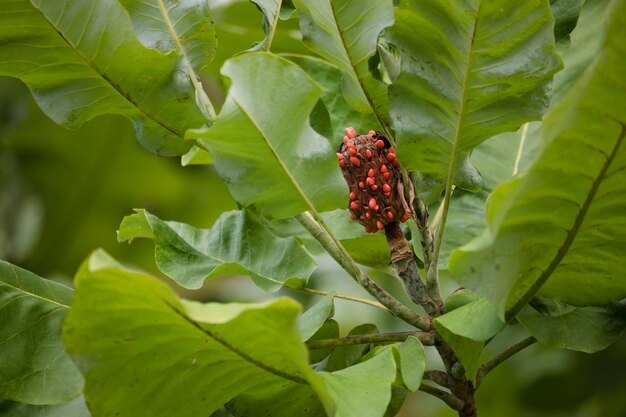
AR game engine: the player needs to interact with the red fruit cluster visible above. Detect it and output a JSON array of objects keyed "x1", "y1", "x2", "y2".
[{"x1": 337, "y1": 127, "x2": 411, "y2": 233}]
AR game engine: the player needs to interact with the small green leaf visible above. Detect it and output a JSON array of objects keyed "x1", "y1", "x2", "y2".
[
  {"x1": 118, "y1": 209, "x2": 317, "y2": 291},
  {"x1": 249, "y1": 0, "x2": 281, "y2": 51},
  {"x1": 188, "y1": 52, "x2": 346, "y2": 219},
  {"x1": 0, "y1": 0, "x2": 206, "y2": 156},
  {"x1": 450, "y1": 0, "x2": 626, "y2": 319},
  {"x1": 395, "y1": 336, "x2": 425, "y2": 392},
  {"x1": 433, "y1": 299, "x2": 505, "y2": 380},
  {"x1": 0, "y1": 261, "x2": 82, "y2": 404},
  {"x1": 387, "y1": 0, "x2": 561, "y2": 185},
  {"x1": 292, "y1": 0, "x2": 393, "y2": 120},
  {"x1": 300, "y1": 292, "x2": 335, "y2": 340},
  {"x1": 518, "y1": 299, "x2": 626, "y2": 353},
  {"x1": 308, "y1": 319, "x2": 340, "y2": 364}
]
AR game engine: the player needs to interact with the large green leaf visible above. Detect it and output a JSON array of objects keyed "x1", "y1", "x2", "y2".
[
  {"x1": 118, "y1": 209, "x2": 317, "y2": 291},
  {"x1": 0, "y1": 0, "x2": 206, "y2": 156},
  {"x1": 387, "y1": 0, "x2": 561, "y2": 183},
  {"x1": 518, "y1": 298, "x2": 626, "y2": 353},
  {"x1": 450, "y1": 0, "x2": 626, "y2": 319},
  {"x1": 291, "y1": 0, "x2": 393, "y2": 121},
  {"x1": 0, "y1": 261, "x2": 82, "y2": 404},
  {"x1": 64, "y1": 250, "x2": 399, "y2": 417},
  {"x1": 188, "y1": 52, "x2": 345, "y2": 219},
  {"x1": 433, "y1": 299, "x2": 504, "y2": 380}
]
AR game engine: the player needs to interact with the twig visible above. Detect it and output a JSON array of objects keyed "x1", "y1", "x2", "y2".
[
  {"x1": 475, "y1": 336, "x2": 537, "y2": 387},
  {"x1": 423, "y1": 370, "x2": 452, "y2": 388},
  {"x1": 418, "y1": 383, "x2": 464, "y2": 411},
  {"x1": 306, "y1": 331, "x2": 435, "y2": 349},
  {"x1": 384, "y1": 222, "x2": 441, "y2": 317},
  {"x1": 262, "y1": 5, "x2": 281, "y2": 52},
  {"x1": 290, "y1": 287, "x2": 388, "y2": 311},
  {"x1": 295, "y1": 212, "x2": 432, "y2": 331}
]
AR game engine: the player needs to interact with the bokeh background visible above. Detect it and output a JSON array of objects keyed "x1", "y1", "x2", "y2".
[{"x1": 1, "y1": 0, "x2": 624, "y2": 415}]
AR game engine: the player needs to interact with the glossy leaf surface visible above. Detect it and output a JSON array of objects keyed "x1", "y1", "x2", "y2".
[
  {"x1": 190, "y1": 53, "x2": 346, "y2": 219},
  {"x1": 387, "y1": 0, "x2": 561, "y2": 183}
]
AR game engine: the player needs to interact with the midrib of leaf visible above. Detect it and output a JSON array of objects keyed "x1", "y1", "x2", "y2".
[
  {"x1": 328, "y1": 1, "x2": 393, "y2": 140},
  {"x1": 155, "y1": 0, "x2": 216, "y2": 119},
  {"x1": 505, "y1": 122, "x2": 626, "y2": 321},
  {"x1": 433, "y1": 3, "x2": 483, "y2": 265},
  {"x1": 163, "y1": 296, "x2": 308, "y2": 384},
  {"x1": 512, "y1": 123, "x2": 530, "y2": 176},
  {"x1": 30, "y1": 2, "x2": 184, "y2": 138}
]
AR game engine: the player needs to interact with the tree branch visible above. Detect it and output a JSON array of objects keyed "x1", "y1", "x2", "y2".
[
  {"x1": 475, "y1": 336, "x2": 537, "y2": 387},
  {"x1": 423, "y1": 370, "x2": 453, "y2": 389},
  {"x1": 306, "y1": 331, "x2": 435, "y2": 349},
  {"x1": 419, "y1": 383, "x2": 464, "y2": 411},
  {"x1": 295, "y1": 212, "x2": 432, "y2": 331}
]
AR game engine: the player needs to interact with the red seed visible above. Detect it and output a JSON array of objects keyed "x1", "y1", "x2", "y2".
[
  {"x1": 343, "y1": 136, "x2": 349, "y2": 144},
  {"x1": 391, "y1": 159, "x2": 400, "y2": 167},
  {"x1": 350, "y1": 201, "x2": 359, "y2": 210},
  {"x1": 382, "y1": 183, "x2": 391, "y2": 193},
  {"x1": 350, "y1": 157, "x2": 361, "y2": 166},
  {"x1": 387, "y1": 152, "x2": 396, "y2": 161},
  {"x1": 345, "y1": 127, "x2": 357, "y2": 139},
  {"x1": 384, "y1": 191, "x2": 391, "y2": 197},
  {"x1": 368, "y1": 198, "x2": 377, "y2": 210},
  {"x1": 383, "y1": 172, "x2": 390, "y2": 180},
  {"x1": 389, "y1": 147, "x2": 395, "y2": 153},
  {"x1": 349, "y1": 147, "x2": 357, "y2": 157},
  {"x1": 349, "y1": 191, "x2": 356, "y2": 200},
  {"x1": 386, "y1": 210, "x2": 394, "y2": 220},
  {"x1": 339, "y1": 160, "x2": 345, "y2": 168},
  {"x1": 349, "y1": 212, "x2": 356, "y2": 220},
  {"x1": 365, "y1": 226, "x2": 374, "y2": 233},
  {"x1": 371, "y1": 184, "x2": 378, "y2": 191},
  {"x1": 366, "y1": 177, "x2": 375, "y2": 186},
  {"x1": 365, "y1": 149, "x2": 373, "y2": 159},
  {"x1": 374, "y1": 204, "x2": 379, "y2": 212},
  {"x1": 376, "y1": 221, "x2": 384, "y2": 230},
  {"x1": 381, "y1": 165, "x2": 388, "y2": 173},
  {"x1": 367, "y1": 168, "x2": 375, "y2": 178},
  {"x1": 375, "y1": 140, "x2": 385, "y2": 149},
  {"x1": 365, "y1": 211, "x2": 372, "y2": 219},
  {"x1": 359, "y1": 181, "x2": 365, "y2": 189},
  {"x1": 401, "y1": 213, "x2": 411, "y2": 222},
  {"x1": 337, "y1": 152, "x2": 343, "y2": 160},
  {"x1": 369, "y1": 130, "x2": 376, "y2": 136}
]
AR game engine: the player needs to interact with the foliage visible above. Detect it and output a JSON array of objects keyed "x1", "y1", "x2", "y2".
[{"x1": 1, "y1": 0, "x2": 625, "y2": 416}]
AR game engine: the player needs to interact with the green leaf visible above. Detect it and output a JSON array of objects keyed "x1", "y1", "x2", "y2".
[
  {"x1": 433, "y1": 299, "x2": 504, "y2": 380},
  {"x1": 281, "y1": 54, "x2": 379, "y2": 143},
  {"x1": 551, "y1": 0, "x2": 585, "y2": 47},
  {"x1": 326, "y1": 323, "x2": 379, "y2": 372},
  {"x1": 291, "y1": 0, "x2": 393, "y2": 120},
  {"x1": 395, "y1": 336, "x2": 425, "y2": 392},
  {"x1": 449, "y1": 0, "x2": 626, "y2": 319},
  {"x1": 308, "y1": 319, "x2": 340, "y2": 364},
  {"x1": 64, "y1": 251, "x2": 399, "y2": 417},
  {"x1": 118, "y1": 0, "x2": 217, "y2": 73},
  {"x1": 0, "y1": 0, "x2": 206, "y2": 156},
  {"x1": 387, "y1": 0, "x2": 562, "y2": 184},
  {"x1": 300, "y1": 292, "x2": 335, "y2": 340},
  {"x1": 518, "y1": 298, "x2": 626, "y2": 353},
  {"x1": 0, "y1": 261, "x2": 82, "y2": 405},
  {"x1": 117, "y1": 209, "x2": 317, "y2": 291},
  {"x1": 188, "y1": 52, "x2": 346, "y2": 219},
  {"x1": 249, "y1": 0, "x2": 281, "y2": 51},
  {"x1": 0, "y1": 397, "x2": 90, "y2": 417}
]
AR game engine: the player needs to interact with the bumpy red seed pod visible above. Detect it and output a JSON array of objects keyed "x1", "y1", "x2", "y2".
[{"x1": 337, "y1": 127, "x2": 413, "y2": 232}]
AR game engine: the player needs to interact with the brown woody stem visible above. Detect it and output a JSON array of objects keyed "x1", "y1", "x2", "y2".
[
  {"x1": 419, "y1": 384, "x2": 464, "y2": 411},
  {"x1": 475, "y1": 336, "x2": 537, "y2": 388}
]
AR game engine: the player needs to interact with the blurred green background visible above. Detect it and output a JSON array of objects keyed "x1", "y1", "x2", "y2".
[{"x1": 0, "y1": 0, "x2": 624, "y2": 416}]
